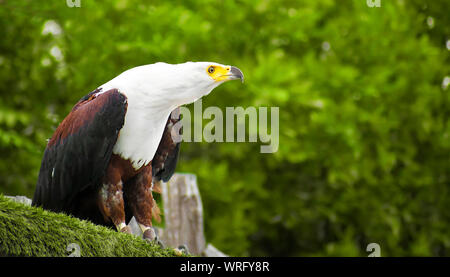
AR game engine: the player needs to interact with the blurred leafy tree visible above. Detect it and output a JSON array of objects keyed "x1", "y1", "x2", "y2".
[{"x1": 0, "y1": 0, "x2": 448, "y2": 256}]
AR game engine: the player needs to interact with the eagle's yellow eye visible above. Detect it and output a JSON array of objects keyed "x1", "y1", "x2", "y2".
[{"x1": 207, "y1": 66, "x2": 215, "y2": 74}]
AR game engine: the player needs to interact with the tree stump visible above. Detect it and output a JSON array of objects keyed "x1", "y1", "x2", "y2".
[{"x1": 159, "y1": 173, "x2": 206, "y2": 256}]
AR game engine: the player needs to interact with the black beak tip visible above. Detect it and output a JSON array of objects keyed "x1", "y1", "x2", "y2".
[{"x1": 230, "y1": 66, "x2": 244, "y2": 83}]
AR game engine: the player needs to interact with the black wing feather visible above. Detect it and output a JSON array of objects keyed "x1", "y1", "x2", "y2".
[
  {"x1": 152, "y1": 107, "x2": 181, "y2": 182},
  {"x1": 32, "y1": 89, "x2": 127, "y2": 215}
]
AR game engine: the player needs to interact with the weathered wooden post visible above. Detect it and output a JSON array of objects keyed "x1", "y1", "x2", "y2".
[{"x1": 159, "y1": 173, "x2": 205, "y2": 255}]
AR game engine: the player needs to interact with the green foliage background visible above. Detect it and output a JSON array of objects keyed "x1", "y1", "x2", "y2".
[{"x1": 0, "y1": 0, "x2": 449, "y2": 256}]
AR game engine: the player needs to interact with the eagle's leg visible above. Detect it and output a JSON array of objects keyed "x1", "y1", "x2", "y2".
[
  {"x1": 97, "y1": 179, "x2": 130, "y2": 233},
  {"x1": 124, "y1": 165, "x2": 160, "y2": 241}
]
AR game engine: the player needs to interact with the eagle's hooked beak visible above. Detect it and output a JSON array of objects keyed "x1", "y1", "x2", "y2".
[
  {"x1": 229, "y1": 66, "x2": 244, "y2": 83},
  {"x1": 210, "y1": 65, "x2": 244, "y2": 83}
]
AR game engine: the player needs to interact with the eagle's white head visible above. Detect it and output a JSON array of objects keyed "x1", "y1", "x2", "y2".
[
  {"x1": 100, "y1": 61, "x2": 244, "y2": 110},
  {"x1": 100, "y1": 61, "x2": 244, "y2": 169}
]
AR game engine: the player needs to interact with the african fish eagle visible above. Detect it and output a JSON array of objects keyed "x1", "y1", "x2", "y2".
[{"x1": 32, "y1": 62, "x2": 244, "y2": 240}]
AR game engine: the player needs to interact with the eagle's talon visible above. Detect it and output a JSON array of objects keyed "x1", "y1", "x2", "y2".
[
  {"x1": 177, "y1": 244, "x2": 190, "y2": 255},
  {"x1": 155, "y1": 237, "x2": 166, "y2": 249},
  {"x1": 143, "y1": 228, "x2": 156, "y2": 241},
  {"x1": 143, "y1": 232, "x2": 165, "y2": 249},
  {"x1": 120, "y1": 225, "x2": 132, "y2": 234},
  {"x1": 143, "y1": 228, "x2": 165, "y2": 248},
  {"x1": 144, "y1": 237, "x2": 153, "y2": 244}
]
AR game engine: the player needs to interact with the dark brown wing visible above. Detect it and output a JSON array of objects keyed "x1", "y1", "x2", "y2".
[
  {"x1": 32, "y1": 89, "x2": 128, "y2": 215},
  {"x1": 152, "y1": 107, "x2": 181, "y2": 182}
]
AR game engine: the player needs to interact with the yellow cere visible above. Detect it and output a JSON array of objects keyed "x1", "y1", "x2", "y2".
[{"x1": 207, "y1": 65, "x2": 232, "y2": 82}]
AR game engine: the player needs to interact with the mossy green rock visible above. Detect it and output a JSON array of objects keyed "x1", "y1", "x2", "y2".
[{"x1": 0, "y1": 194, "x2": 179, "y2": 257}]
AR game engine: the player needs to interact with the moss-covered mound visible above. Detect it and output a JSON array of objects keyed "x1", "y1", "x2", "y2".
[{"x1": 0, "y1": 194, "x2": 179, "y2": 257}]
